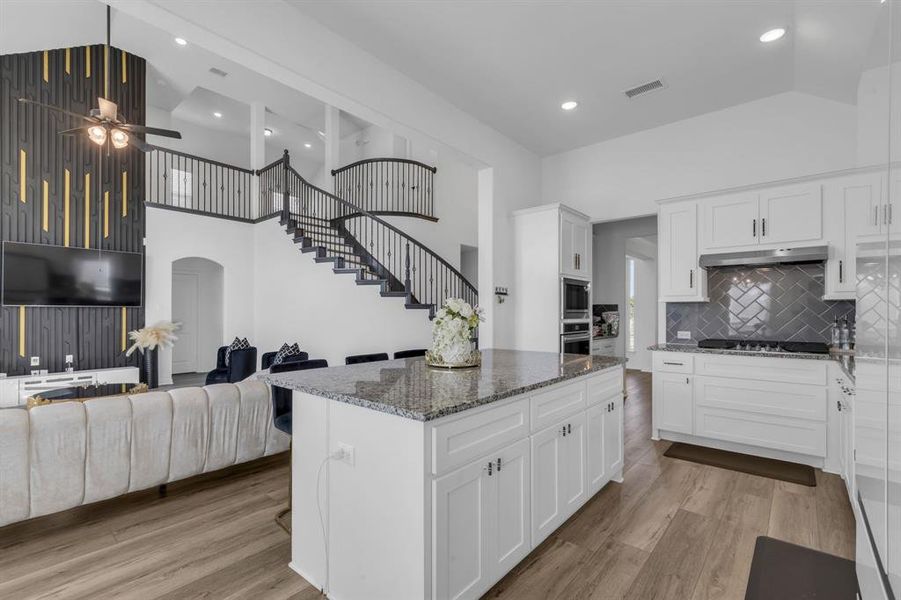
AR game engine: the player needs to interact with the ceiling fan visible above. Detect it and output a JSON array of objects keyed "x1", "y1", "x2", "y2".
[{"x1": 17, "y1": 6, "x2": 181, "y2": 152}]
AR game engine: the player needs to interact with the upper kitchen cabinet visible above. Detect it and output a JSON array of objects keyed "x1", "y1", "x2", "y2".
[
  {"x1": 700, "y1": 183, "x2": 823, "y2": 252},
  {"x1": 560, "y1": 208, "x2": 591, "y2": 279},
  {"x1": 659, "y1": 201, "x2": 707, "y2": 302},
  {"x1": 701, "y1": 192, "x2": 759, "y2": 250}
]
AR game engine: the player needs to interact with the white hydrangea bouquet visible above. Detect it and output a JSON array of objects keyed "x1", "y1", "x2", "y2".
[{"x1": 426, "y1": 298, "x2": 484, "y2": 368}]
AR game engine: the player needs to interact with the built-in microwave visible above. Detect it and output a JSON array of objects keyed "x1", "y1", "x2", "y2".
[
  {"x1": 560, "y1": 321, "x2": 591, "y2": 355},
  {"x1": 561, "y1": 277, "x2": 591, "y2": 320}
]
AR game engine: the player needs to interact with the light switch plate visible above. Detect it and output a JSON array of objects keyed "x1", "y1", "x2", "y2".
[
  {"x1": 677, "y1": 331, "x2": 692, "y2": 340},
  {"x1": 30, "y1": 356, "x2": 40, "y2": 366}
]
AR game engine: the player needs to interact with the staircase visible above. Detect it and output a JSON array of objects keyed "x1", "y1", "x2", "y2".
[{"x1": 265, "y1": 152, "x2": 477, "y2": 318}]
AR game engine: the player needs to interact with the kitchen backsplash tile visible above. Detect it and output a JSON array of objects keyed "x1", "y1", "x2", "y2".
[{"x1": 666, "y1": 263, "x2": 855, "y2": 343}]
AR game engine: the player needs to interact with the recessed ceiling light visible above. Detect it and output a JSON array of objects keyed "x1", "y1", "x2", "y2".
[
  {"x1": 304, "y1": 143, "x2": 312, "y2": 149},
  {"x1": 213, "y1": 112, "x2": 222, "y2": 118},
  {"x1": 560, "y1": 100, "x2": 578, "y2": 111},
  {"x1": 264, "y1": 128, "x2": 273, "y2": 137},
  {"x1": 759, "y1": 28, "x2": 786, "y2": 43},
  {"x1": 174, "y1": 37, "x2": 187, "y2": 46}
]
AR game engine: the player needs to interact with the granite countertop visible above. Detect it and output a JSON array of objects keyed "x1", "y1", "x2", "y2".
[
  {"x1": 648, "y1": 343, "x2": 837, "y2": 362},
  {"x1": 262, "y1": 349, "x2": 626, "y2": 421}
]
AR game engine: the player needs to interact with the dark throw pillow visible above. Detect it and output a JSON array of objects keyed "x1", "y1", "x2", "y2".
[
  {"x1": 272, "y1": 342, "x2": 302, "y2": 366},
  {"x1": 225, "y1": 337, "x2": 250, "y2": 366}
]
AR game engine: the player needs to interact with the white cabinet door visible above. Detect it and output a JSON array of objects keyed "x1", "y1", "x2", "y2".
[
  {"x1": 824, "y1": 174, "x2": 883, "y2": 299},
  {"x1": 659, "y1": 202, "x2": 703, "y2": 300},
  {"x1": 561, "y1": 411, "x2": 588, "y2": 519},
  {"x1": 531, "y1": 422, "x2": 565, "y2": 545},
  {"x1": 433, "y1": 459, "x2": 490, "y2": 600},
  {"x1": 560, "y1": 211, "x2": 590, "y2": 278},
  {"x1": 758, "y1": 183, "x2": 823, "y2": 245},
  {"x1": 604, "y1": 395, "x2": 624, "y2": 477},
  {"x1": 701, "y1": 192, "x2": 759, "y2": 250},
  {"x1": 586, "y1": 404, "x2": 607, "y2": 496},
  {"x1": 654, "y1": 372, "x2": 694, "y2": 435},
  {"x1": 560, "y1": 214, "x2": 575, "y2": 277},
  {"x1": 487, "y1": 438, "x2": 531, "y2": 578}
]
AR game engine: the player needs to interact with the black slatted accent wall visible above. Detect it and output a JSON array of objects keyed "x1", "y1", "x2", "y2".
[{"x1": 0, "y1": 44, "x2": 146, "y2": 376}]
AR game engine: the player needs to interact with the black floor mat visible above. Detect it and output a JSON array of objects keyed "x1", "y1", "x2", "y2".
[
  {"x1": 745, "y1": 536, "x2": 858, "y2": 600},
  {"x1": 664, "y1": 442, "x2": 816, "y2": 486}
]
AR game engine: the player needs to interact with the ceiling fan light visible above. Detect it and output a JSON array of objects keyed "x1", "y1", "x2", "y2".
[
  {"x1": 88, "y1": 125, "x2": 107, "y2": 146},
  {"x1": 110, "y1": 128, "x2": 129, "y2": 149}
]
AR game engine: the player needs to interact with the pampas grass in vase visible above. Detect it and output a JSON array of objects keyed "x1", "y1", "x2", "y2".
[{"x1": 126, "y1": 321, "x2": 180, "y2": 388}]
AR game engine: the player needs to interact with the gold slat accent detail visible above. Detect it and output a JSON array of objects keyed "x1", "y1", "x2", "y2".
[
  {"x1": 42, "y1": 51, "x2": 49, "y2": 82},
  {"x1": 121, "y1": 307, "x2": 127, "y2": 351},
  {"x1": 84, "y1": 172, "x2": 91, "y2": 248},
  {"x1": 104, "y1": 190, "x2": 110, "y2": 238},
  {"x1": 19, "y1": 149, "x2": 26, "y2": 203},
  {"x1": 104, "y1": 45, "x2": 109, "y2": 98},
  {"x1": 64, "y1": 169, "x2": 71, "y2": 246},
  {"x1": 42, "y1": 180, "x2": 49, "y2": 231},
  {"x1": 121, "y1": 50, "x2": 127, "y2": 83},
  {"x1": 65, "y1": 48, "x2": 71, "y2": 74},
  {"x1": 85, "y1": 46, "x2": 91, "y2": 78},
  {"x1": 18, "y1": 306, "x2": 25, "y2": 358},
  {"x1": 122, "y1": 171, "x2": 128, "y2": 217}
]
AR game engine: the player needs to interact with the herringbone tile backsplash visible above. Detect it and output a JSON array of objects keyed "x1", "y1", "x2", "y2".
[{"x1": 666, "y1": 264, "x2": 855, "y2": 343}]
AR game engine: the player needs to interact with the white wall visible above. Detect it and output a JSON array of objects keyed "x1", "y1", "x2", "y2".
[
  {"x1": 592, "y1": 217, "x2": 658, "y2": 358},
  {"x1": 171, "y1": 257, "x2": 224, "y2": 373},
  {"x1": 252, "y1": 220, "x2": 432, "y2": 366},
  {"x1": 109, "y1": 0, "x2": 542, "y2": 351},
  {"x1": 145, "y1": 208, "x2": 256, "y2": 384},
  {"x1": 542, "y1": 91, "x2": 859, "y2": 221}
]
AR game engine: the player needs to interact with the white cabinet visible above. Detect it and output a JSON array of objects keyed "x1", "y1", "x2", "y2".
[
  {"x1": 561, "y1": 411, "x2": 588, "y2": 518},
  {"x1": 433, "y1": 457, "x2": 491, "y2": 600},
  {"x1": 699, "y1": 184, "x2": 823, "y2": 253},
  {"x1": 702, "y1": 192, "x2": 759, "y2": 250},
  {"x1": 587, "y1": 404, "x2": 607, "y2": 495},
  {"x1": 654, "y1": 372, "x2": 694, "y2": 435},
  {"x1": 531, "y1": 421, "x2": 565, "y2": 545},
  {"x1": 604, "y1": 393, "x2": 624, "y2": 477},
  {"x1": 561, "y1": 209, "x2": 591, "y2": 278},
  {"x1": 659, "y1": 201, "x2": 706, "y2": 301},
  {"x1": 758, "y1": 184, "x2": 823, "y2": 245},
  {"x1": 824, "y1": 173, "x2": 884, "y2": 299},
  {"x1": 433, "y1": 438, "x2": 532, "y2": 600}
]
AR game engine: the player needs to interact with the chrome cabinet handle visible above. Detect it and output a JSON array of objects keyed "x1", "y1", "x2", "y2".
[
  {"x1": 486, "y1": 461, "x2": 493, "y2": 476},
  {"x1": 497, "y1": 458, "x2": 502, "y2": 472},
  {"x1": 567, "y1": 423, "x2": 572, "y2": 434},
  {"x1": 837, "y1": 400, "x2": 842, "y2": 412},
  {"x1": 562, "y1": 426, "x2": 567, "y2": 437},
  {"x1": 662, "y1": 361, "x2": 683, "y2": 366},
  {"x1": 839, "y1": 260, "x2": 843, "y2": 283},
  {"x1": 762, "y1": 218, "x2": 766, "y2": 237},
  {"x1": 686, "y1": 377, "x2": 690, "y2": 384},
  {"x1": 752, "y1": 219, "x2": 757, "y2": 237},
  {"x1": 689, "y1": 269, "x2": 694, "y2": 289}
]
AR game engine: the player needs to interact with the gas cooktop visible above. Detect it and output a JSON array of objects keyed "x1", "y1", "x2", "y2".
[{"x1": 697, "y1": 339, "x2": 830, "y2": 355}]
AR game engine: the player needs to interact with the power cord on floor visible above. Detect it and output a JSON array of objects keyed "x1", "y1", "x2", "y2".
[{"x1": 316, "y1": 446, "x2": 348, "y2": 598}]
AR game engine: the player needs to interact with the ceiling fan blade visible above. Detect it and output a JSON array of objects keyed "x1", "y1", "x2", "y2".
[
  {"x1": 128, "y1": 135, "x2": 150, "y2": 153},
  {"x1": 58, "y1": 126, "x2": 93, "y2": 136},
  {"x1": 97, "y1": 97, "x2": 118, "y2": 121},
  {"x1": 119, "y1": 123, "x2": 182, "y2": 139},
  {"x1": 18, "y1": 98, "x2": 97, "y2": 122}
]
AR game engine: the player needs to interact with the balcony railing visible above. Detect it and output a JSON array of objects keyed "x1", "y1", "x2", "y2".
[{"x1": 332, "y1": 158, "x2": 437, "y2": 220}]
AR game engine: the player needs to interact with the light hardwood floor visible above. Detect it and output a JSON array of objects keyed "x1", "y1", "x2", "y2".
[{"x1": 0, "y1": 370, "x2": 855, "y2": 600}]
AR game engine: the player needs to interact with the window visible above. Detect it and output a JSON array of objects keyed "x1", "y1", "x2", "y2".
[{"x1": 627, "y1": 258, "x2": 636, "y2": 353}]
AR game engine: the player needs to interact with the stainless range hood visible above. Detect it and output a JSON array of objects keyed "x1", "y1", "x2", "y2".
[{"x1": 698, "y1": 246, "x2": 828, "y2": 268}]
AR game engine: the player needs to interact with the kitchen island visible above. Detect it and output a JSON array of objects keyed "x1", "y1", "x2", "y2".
[{"x1": 263, "y1": 349, "x2": 625, "y2": 600}]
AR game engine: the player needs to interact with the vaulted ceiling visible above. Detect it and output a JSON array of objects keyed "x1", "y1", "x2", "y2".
[{"x1": 289, "y1": 0, "x2": 886, "y2": 155}]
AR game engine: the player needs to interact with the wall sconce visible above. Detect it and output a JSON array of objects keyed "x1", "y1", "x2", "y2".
[{"x1": 495, "y1": 286, "x2": 509, "y2": 304}]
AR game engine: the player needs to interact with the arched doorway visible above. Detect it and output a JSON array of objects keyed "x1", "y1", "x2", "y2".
[{"x1": 171, "y1": 257, "x2": 224, "y2": 375}]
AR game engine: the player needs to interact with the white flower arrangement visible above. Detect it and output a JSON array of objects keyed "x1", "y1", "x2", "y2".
[
  {"x1": 125, "y1": 321, "x2": 180, "y2": 357},
  {"x1": 427, "y1": 298, "x2": 484, "y2": 367}
]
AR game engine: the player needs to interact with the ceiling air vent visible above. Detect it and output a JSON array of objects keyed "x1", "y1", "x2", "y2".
[
  {"x1": 208, "y1": 67, "x2": 228, "y2": 78},
  {"x1": 623, "y1": 78, "x2": 666, "y2": 99}
]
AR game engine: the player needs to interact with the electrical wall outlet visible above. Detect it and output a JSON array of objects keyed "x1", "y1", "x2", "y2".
[
  {"x1": 65, "y1": 354, "x2": 74, "y2": 363},
  {"x1": 677, "y1": 331, "x2": 692, "y2": 340},
  {"x1": 30, "y1": 356, "x2": 40, "y2": 367},
  {"x1": 337, "y1": 443, "x2": 355, "y2": 466}
]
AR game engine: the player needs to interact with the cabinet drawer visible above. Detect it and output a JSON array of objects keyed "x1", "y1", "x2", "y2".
[
  {"x1": 587, "y1": 370, "x2": 621, "y2": 407},
  {"x1": 694, "y1": 354, "x2": 826, "y2": 385},
  {"x1": 695, "y1": 406, "x2": 826, "y2": 457},
  {"x1": 695, "y1": 376, "x2": 827, "y2": 422},
  {"x1": 431, "y1": 398, "x2": 530, "y2": 475},
  {"x1": 653, "y1": 352, "x2": 694, "y2": 374},
  {"x1": 531, "y1": 381, "x2": 587, "y2": 433}
]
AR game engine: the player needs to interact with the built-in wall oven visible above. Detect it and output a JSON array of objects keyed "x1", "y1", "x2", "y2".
[
  {"x1": 560, "y1": 321, "x2": 591, "y2": 355},
  {"x1": 561, "y1": 277, "x2": 591, "y2": 320}
]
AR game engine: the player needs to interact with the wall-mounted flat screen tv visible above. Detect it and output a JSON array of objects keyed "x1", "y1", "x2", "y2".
[{"x1": 2, "y1": 242, "x2": 142, "y2": 307}]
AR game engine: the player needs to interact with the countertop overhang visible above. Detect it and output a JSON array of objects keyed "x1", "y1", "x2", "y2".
[
  {"x1": 648, "y1": 343, "x2": 834, "y2": 361},
  {"x1": 262, "y1": 349, "x2": 625, "y2": 421}
]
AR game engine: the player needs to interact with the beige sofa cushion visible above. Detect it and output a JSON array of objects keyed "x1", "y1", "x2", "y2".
[{"x1": 0, "y1": 409, "x2": 30, "y2": 527}]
